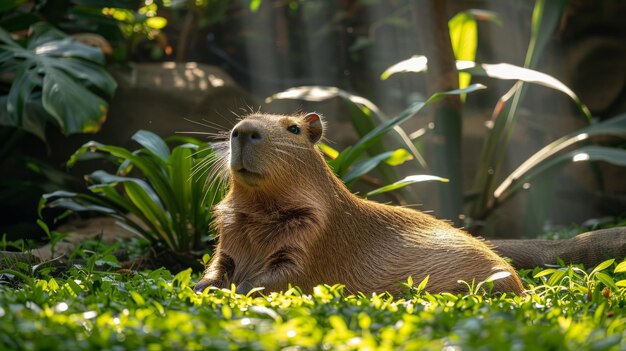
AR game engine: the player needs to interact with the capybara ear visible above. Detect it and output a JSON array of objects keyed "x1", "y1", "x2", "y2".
[{"x1": 303, "y1": 112, "x2": 324, "y2": 144}]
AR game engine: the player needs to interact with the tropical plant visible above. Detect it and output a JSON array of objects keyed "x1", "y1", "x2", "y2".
[
  {"x1": 0, "y1": 21, "x2": 116, "y2": 141},
  {"x1": 377, "y1": 0, "x2": 626, "y2": 231},
  {"x1": 267, "y1": 0, "x2": 626, "y2": 234},
  {"x1": 265, "y1": 85, "x2": 485, "y2": 198},
  {"x1": 40, "y1": 131, "x2": 224, "y2": 264}
]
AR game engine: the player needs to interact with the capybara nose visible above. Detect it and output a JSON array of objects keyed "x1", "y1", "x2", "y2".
[{"x1": 232, "y1": 120, "x2": 262, "y2": 145}]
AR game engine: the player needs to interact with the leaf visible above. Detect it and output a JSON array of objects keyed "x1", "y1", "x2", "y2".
[
  {"x1": 6, "y1": 63, "x2": 42, "y2": 126},
  {"x1": 385, "y1": 148, "x2": 413, "y2": 166},
  {"x1": 319, "y1": 143, "x2": 339, "y2": 159},
  {"x1": 66, "y1": 279, "x2": 83, "y2": 295},
  {"x1": 458, "y1": 61, "x2": 591, "y2": 118},
  {"x1": 533, "y1": 269, "x2": 556, "y2": 278},
  {"x1": 47, "y1": 198, "x2": 118, "y2": 215},
  {"x1": 88, "y1": 171, "x2": 165, "y2": 211},
  {"x1": 591, "y1": 259, "x2": 616, "y2": 276},
  {"x1": 547, "y1": 269, "x2": 566, "y2": 286},
  {"x1": 49, "y1": 58, "x2": 117, "y2": 97},
  {"x1": 342, "y1": 151, "x2": 394, "y2": 184},
  {"x1": 42, "y1": 69, "x2": 108, "y2": 134},
  {"x1": 416, "y1": 275, "x2": 429, "y2": 292},
  {"x1": 616, "y1": 280, "x2": 626, "y2": 287},
  {"x1": 595, "y1": 272, "x2": 617, "y2": 290},
  {"x1": 0, "y1": 22, "x2": 114, "y2": 139},
  {"x1": 494, "y1": 114, "x2": 626, "y2": 199},
  {"x1": 366, "y1": 175, "x2": 449, "y2": 197},
  {"x1": 525, "y1": 0, "x2": 569, "y2": 69},
  {"x1": 129, "y1": 290, "x2": 146, "y2": 306},
  {"x1": 380, "y1": 55, "x2": 427, "y2": 80},
  {"x1": 266, "y1": 86, "x2": 427, "y2": 171},
  {"x1": 132, "y1": 130, "x2": 171, "y2": 163},
  {"x1": 168, "y1": 147, "x2": 193, "y2": 248},
  {"x1": 483, "y1": 271, "x2": 512, "y2": 283},
  {"x1": 495, "y1": 147, "x2": 626, "y2": 202},
  {"x1": 449, "y1": 11, "x2": 476, "y2": 90},
  {"x1": 344, "y1": 84, "x2": 485, "y2": 171},
  {"x1": 614, "y1": 261, "x2": 626, "y2": 274},
  {"x1": 145, "y1": 16, "x2": 167, "y2": 29}
]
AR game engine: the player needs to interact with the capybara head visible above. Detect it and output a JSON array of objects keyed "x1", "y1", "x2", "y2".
[{"x1": 226, "y1": 112, "x2": 326, "y2": 192}]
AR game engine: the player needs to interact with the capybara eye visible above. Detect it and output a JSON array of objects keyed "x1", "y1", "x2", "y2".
[{"x1": 287, "y1": 125, "x2": 301, "y2": 135}]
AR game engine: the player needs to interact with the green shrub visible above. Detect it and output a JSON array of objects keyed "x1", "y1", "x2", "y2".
[
  {"x1": 41, "y1": 131, "x2": 224, "y2": 262},
  {"x1": 1, "y1": 258, "x2": 625, "y2": 350}
]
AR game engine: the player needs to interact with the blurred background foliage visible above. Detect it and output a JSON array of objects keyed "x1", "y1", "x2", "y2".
[{"x1": 1, "y1": 0, "x2": 625, "y2": 260}]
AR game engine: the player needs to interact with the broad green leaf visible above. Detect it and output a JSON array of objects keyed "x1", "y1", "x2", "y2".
[
  {"x1": 87, "y1": 184, "x2": 159, "y2": 240},
  {"x1": 614, "y1": 261, "x2": 626, "y2": 273},
  {"x1": 616, "y1": 279, "x2": 626, "y2": 287},
  {"x1": 6, "y1": 63, "x2": 42, "y2": 126},
  {"x1": 66, "y1": 279, "x2": 83, "y2": 295},
  {"x1": 42, "y1": 67, "x2": 108, "y2": 134},
  {"x1": 591, "y1": 259, "x2": 616, "y2": 276},
  {"x1": 50, "y1": 59, "x2": 117, "y2": 97},
  {"x1": 416, "y1": 275, "x2": 429, "y2": 292},
  {"x1": 533, "y1": 269, "x2": 556, "y2": 278},
  {"x1": 0, "y1": 23, "x2": 114, "y2": 139},
  {"x1": 449, "y1": 11, "x2": 476, "y2": 90},
  {"x1": 595, "y1": 272, "x2": 617, "y2": 290},
  {"x1": 547, "y1": 269, "x2": 567, "y2": 286},
  {"x1": 132, "y1": 130, "x2": 171, "y2": 163},
  {"x1": 366, "y1": 175, "x2": 449, "y2": 197},
  {"x1": 342, "y1": 151, "x2": 394, "y2": 184},
  {"x1": 27, "y1": 23, "x2": 68, "y2": 51},
  {"x1": 88, "y1": 170, "x2": 165, "y2": 211},
  {"x1": 124, "y1": 181, "x2": 176, "y2": 249},
  {"x1": 129, "y1": 290, "x2": 146, "y2": 306},
  {"x1": 68, "y1": 142, "x2": 179, "y2": 217},
  {"x1": 169, "y1": 147, "x2": 193, "y2": 249},
  {"x1": 385, "y1": 148, "x2": 413, "y2": 166}
]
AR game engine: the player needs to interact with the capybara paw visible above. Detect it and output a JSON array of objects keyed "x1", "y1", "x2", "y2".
[
  {"x1": 193, "y1": 278, "x2": 215, "y2": 294},
  {"x1": 235, "y1": 281, "x2": 253, "y2": 295}
]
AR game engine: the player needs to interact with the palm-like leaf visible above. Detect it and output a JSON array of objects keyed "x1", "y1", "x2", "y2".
[{"x1": 0, "y1": 22, "x2": 116, "y2": 140}]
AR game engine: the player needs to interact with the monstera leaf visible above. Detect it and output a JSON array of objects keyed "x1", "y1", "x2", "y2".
[{"x1": 0, "y1": 22, "x2": 117, "y2": 140}]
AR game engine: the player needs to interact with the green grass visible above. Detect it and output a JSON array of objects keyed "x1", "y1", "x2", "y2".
[{"x1": 1, "y1": 250, "x2": 626, "y2": 350}]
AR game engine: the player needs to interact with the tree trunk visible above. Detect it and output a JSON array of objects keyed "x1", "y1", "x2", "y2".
[
  {"x1": 489, "y1": 227, "x2": 626, "y2": 269},
  {"x1": 412, "y1": 0, "x2": 463, "y2": 225}
]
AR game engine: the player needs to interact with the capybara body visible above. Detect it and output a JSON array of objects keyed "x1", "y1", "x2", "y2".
[{"x1": 194, "y1": 113, "x2": 524, "y2": 295}]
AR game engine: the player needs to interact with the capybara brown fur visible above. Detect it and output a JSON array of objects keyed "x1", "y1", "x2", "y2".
[{"x1": 194, "y1": 112, "x2": 524, "y2": 295}]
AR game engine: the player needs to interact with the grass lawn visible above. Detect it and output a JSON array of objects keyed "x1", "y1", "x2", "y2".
[{"x1": 1, "y1": 250, "x2": 626, "y2": 351}]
